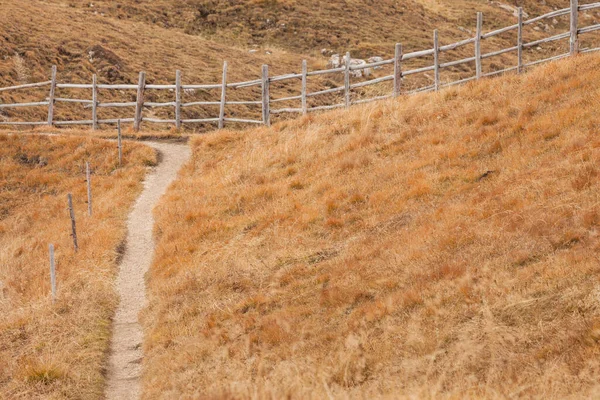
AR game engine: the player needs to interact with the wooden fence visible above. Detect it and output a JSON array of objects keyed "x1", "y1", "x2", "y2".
[{"x1": 1, "y1": 0, "x2": 599, "y2": 131}]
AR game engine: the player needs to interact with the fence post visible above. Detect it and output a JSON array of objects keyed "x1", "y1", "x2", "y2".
[
  {"x1": 517, "y1": 8, "x2": 524, "y2": 74},
  {"x1": 344, "y1": 52, "x2": 351, "y2": 108},
  {"x1": 261, "y1": 64, "x2": 270, "y2": 127},
  {"x1": 133, "y1": 71, "x2": 146, "y2": 132},
  {"x1": 301, "y1": 60, "x2": 308, "y2": 116},
  {"x1": 475, "y1": 12, "x2": 483, "y2": 79},
  {"x1": 47, "y1": 65, "x2": 57, "y2": 126},
  {"x1": 570, "y1": 0, "x2": 579, "y2": 55},
  {"x1": 175, "y1": 70, "x2": 182, "y2": 130},
  {"x1": 49, "y1": 244, "x2": 56, "y2": 303},
  {"x1": 218, "y1": 62, "x2": 227, "y2": 129},
  {"x1": 67, "y1": 194, "x2": 78, "y2": 252},
  {"x1": 86, "y1": 162, "x2": 92, "y2": 217},
  {"x1": 393, "y1": 43, "x2": 403, "y2": 97},
  {"x1": 92, "y1": 74, "x2": 98, "y2": 130},
  {"x1": 117, "y1": 120, "x2": 123, "y2": 167},
  {"x1": 433, "y1": 30, "x2": 440, "y2": 91}
]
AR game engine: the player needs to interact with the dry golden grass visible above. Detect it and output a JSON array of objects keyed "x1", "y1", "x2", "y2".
[
  {"x1": 0, "y1": 134, "x2": 156, "y2": 398},
  {"x1": 3, "y1": 0, "x2": 599, "y2": 131},
  {"x1": 144, "y1": 54, "x2": 600, "y2": 398}
]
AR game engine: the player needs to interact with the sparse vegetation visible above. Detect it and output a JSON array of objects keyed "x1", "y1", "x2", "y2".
[
  {"x1": 143, "y1": 54, "x2": 600, "y2": 398},
  {"x1": 0, "y1": 134, "x2": 155, "y2": 398}
]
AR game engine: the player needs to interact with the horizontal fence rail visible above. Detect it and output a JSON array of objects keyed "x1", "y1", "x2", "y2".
[{"x1": 0, "y1": 0, "x2": 599, "y2": 130}]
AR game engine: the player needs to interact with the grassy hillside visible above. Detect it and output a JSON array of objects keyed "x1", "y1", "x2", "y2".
[
  {"x1": 56, "y1": 0, "x2": 587, "y2": 56},
  {"x1": 143, "y1": 54, "x2": 600, "y2": 398},
  {"x1": 0, "y1": 0, "x2": 323, "y2": 130},
  {"x1": 2, "y1": 0, "x2": 598, "y2": 130},
  {"x1": 0, "y1": 135, "x2": 155, "y2": 398}
]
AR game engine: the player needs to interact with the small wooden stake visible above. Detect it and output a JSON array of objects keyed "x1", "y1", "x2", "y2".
[
  {"x1": 261, "y1": 64, "x2": 270, "y2": 126},
  {"x1": 301, "y1": 60, "x2": 308, "y2": 116},
  {"x1": 49, "y1": 244, "x2": 56, "y2": 303},
  {"x1": 67, "y1": 194, "x2": 78, "y2": 252},
  {"x1": 393, "y1": 43, "x2": 403, "y2": 97},
  {"x1": 134, "y1": 71, "x2": 146, "y2": 132},
  {"x1": 344, "y1": 52, "x2": 351, "y2": 108},
  {"x1": 433, "y1": 30, "x2": 440, "y2": 91},
  {"x1": 86, "y1": 162, "x2": 92, "y2": 217},
  {"x1": 517, "y1": 7, "x2": 524, "y2": 74},
  {"x1": 570, "y1": 0, "x2": 579, "y2": 55},
  {"x1": 92, "y1": 74, "x2": 98, "y2": 130},
  {"x1": 475, "y1": 12, "x2": 483, "y2": 79},
  {"x1": 117, "y1": 120, "x2": 123, "y2": 167},
  {"x1": 47, "y1": 65, "x2": 57, "y2": 126},
  {"x1": 218, "y1": 62, "x2": 228, "y2": 129},
  {"x1": 175, "y1": 70, "x2": 182, "y2": 130}
]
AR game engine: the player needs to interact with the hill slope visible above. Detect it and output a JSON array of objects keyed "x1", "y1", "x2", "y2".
[
  {"x1": 2, "y1": 0, "x2": 599, "y2": 130},
  {"x1": 0, "y1": 135, "x2": 155, "y2": 398},
  {"x1": 143, "y1": 54, "x2": 600, "y2": 398}
]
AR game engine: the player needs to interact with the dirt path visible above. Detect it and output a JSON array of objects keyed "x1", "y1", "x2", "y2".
[{"x1": 105, "y1": 141, "x2": 190, "y2": 400}]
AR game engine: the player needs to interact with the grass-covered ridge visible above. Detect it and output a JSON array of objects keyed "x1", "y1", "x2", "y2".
[
  {"x1": 144, "y1": 54, "x2": 600, "y2": 398},
  {"x1": 0, "y1": 135, "x2": 155, "y2": 398}
]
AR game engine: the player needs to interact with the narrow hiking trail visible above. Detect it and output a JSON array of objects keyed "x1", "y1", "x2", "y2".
[{"x1": 105, "y1": 141, "x2": 190, "y2": 400}]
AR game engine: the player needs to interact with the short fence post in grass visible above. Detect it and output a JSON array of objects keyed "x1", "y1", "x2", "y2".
[
  {"x1": 134, "y1": 71, "x2": 146, "y2": 132},
  {"x1": 344, "y1": 51, "x2": 351, "y2": 108},
  {"x1": 117, "y1": 119, "x2": 123, "y2": 167},
  {"x1": 49, "y1": 244, "x2": 56, "y2": 303},
  {"x1": 67, "y1": 194, "x2": 78, "y2": 252},
  {"x1": 433, "y1": 30, "x2": 440, "y2": 91},
  {"x1": 47, "y1": 65, "x2": 57, "y2": 126},
  {"x1": 175, "y1": 70, "x2": 182, "y2": 130},
  {"x1": 218, "y1": 61, "x2": 227, "y2": 129},
  {"x1": 475, "y1": 12, "x2": 483, "y2": 79},
  {"x1": 92, "y1": 74, "x2": 98, "y2": 130},
  {"x1": 393, "y1": 43, "x2": 403, "y2": 97},
  {"x1": 517, "y1": 7, "x2": 524, "y2": 74},
  {"x1": 86, "y1": 162, "x2": 92, "y2": 217},
  {"x1": 570, "y1": 0, "x2": 579, "y2": 55},
  {"x1": 261, "y1": 64, "x2": 271, "y2": 127},
  {"x1": 301, "y1": 60, "x2": 308, "y2": 115}
]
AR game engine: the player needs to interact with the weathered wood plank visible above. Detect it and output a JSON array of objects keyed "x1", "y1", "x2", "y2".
[
  {"x1": 344, "y1": 52, "x2": 351, "y2": 108},
  {"x1": 223, "y1": 118, "x2": 263, "y2": 124},
  {"x1": 92, "y1": 74, "x2": 98, "y2": 130},
  {"x1": 271, "y1": 108, "x2": 303, "y2": 114},
  {"x1": 571, "y1": 0, "x2": 579, "y2": 55},
  {"x1": 271, "y1": 95, "x2": 303, "y2": 104},
  {"x1": 67, "y1": 193, "x2": 78, "y2": 252},
  {"x1": 524, "y1": 8, "x2": 569, "y2": 26},
  {"x1": 175, "y1": 70, "x2": 182, "y2": 129},
  {"x1": 476, "y1": 12, "x2": 483, "y2": 79},
  {"x1": 393, "y1": 43, "x2": 402, "y2": 97},
  {"x1": 482, "y1": 45, "x2": 519, "y2": 59},
  {"x1": 47, "y1": 66, "x2": 57, "y2": 126},
  {"x1": 219, "y1": 62, "x2": 227, "y2": 129},
  {"x1": 301, "y1": 60, "x2": 308, "y2": 115},
  {"x1": 439, "y1": 56, "x2": 476, "y2": 69},
  {"x1": 307, "y1": 86, "x2": 345, "y2": 97},
  {"x1": 0, "y1": 81, "x2": 51, "y2": 92},
  {"x1": 518, "y1": 7, "x2": 524, "y2": 74},
  {"x1": 133, "y1": 72, "x2": 146, "y2": 131},
  {"x1": 523, "y1": 32, "x2": 570, "y2": 48},
  {"x1": 0, "y1": 102, "x2": 50, "y2": 109},
  {"x1": 262, "y1": 64, "x2": 270, "y2": 126},
  {"x1": 350, "y1": 75, "x2": 393, "y2": 90},
  {"x1": 86, "y1": 162, "x2": 92, "y2": 217},
  {"x1": 434, "y1": 30, "x2": 440, "y2": 91}
]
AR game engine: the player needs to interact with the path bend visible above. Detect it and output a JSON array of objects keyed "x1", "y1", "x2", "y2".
[{"x1": 105, "y1": 141, "x2": 190, "y2": 400}]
